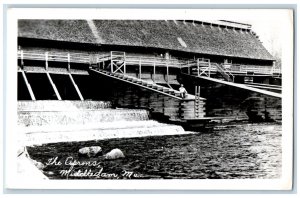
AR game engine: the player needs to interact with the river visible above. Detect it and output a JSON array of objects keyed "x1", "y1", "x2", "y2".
[{"x1": 27, "y1": 123, "x2": 282, "y2": 179}]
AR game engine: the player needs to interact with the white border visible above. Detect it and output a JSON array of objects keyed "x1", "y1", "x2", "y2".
[{"x1": 4, "y1": 8, "x2": 294, "y2": 190}]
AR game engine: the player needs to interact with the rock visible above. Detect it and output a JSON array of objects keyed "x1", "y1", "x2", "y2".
[
  {"x1": 78, "y1": 146, "x2": 102, "y2": 158},
  {"x1": 47, "y1": 171, "x2": 55, "y2": 175},
  {"x1": 31, "y1": 159, "x2": 46, "y2": 170},
  {"x1": 104, "y1": 148, "x2": 125, "y2": 160}
]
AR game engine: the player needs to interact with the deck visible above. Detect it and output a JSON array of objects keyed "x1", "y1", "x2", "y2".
[{"x1": 18, "y1": 50, "x2": 280, "y2": 78}]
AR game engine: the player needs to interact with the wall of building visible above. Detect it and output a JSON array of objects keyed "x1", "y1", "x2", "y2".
[{"x1": 18, "y1": 39, "x2": 274, "y2": 68}]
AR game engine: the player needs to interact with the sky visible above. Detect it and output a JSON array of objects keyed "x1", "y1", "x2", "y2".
[
  {"x1": 218, "y1": 10, "x2": 293, "y2": 61},
  {"x1": 246, "y1": 20, "x2": 283, "y2": 59}
]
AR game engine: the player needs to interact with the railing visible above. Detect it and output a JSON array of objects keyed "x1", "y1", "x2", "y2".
[
  {"x1": 96, "y1": 54, "x2": 111, "y2": 70},
  {"x1": 18, "y1": 50, "x2": 280, "y2": 76},
  {"x1": 272, "y1": 67, "x2": 281, "y2": 76},
  {"x1": 18, "y1": 50, "x2": 91, "y2": 65},
  {"x1": 219, "y1": 63, "x2": 235, "y2": 82},
  {"x1": 110, "y1": 51, "x2": 126, "y2": 73},
  {"x1": 230, "y1": 64, "x2": 273, "y2": 75},
  {"x1": 123, "y1": 56, "x2": 187, "y2": 68}
]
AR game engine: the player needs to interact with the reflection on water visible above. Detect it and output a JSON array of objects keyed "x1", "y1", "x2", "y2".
[{"x1": 27, "y1": 123, "x2": 281, "y2": 179}]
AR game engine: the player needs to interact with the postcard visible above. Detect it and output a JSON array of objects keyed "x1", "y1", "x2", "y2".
[{"x1": 3, "y1": 7, "x2": 294, "y2": 191}]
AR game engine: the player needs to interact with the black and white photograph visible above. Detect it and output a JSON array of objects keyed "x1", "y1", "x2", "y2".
[{"x1": 3, "y1": 7, "x2": 294, "y2": 191}]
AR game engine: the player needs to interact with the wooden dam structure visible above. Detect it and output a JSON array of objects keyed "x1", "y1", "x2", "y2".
[{"x1": 17, "y1": 20, "x2": 282, "y2": 139}]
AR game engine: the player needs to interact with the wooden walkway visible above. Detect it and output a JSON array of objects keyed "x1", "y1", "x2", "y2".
[
  {"x1": 183, "y1": 74, "x2": 282, "y2": 98},
  {"x1": 90, "y1": 68, "x2": 186, "y2": 100},
  {"x1": 18, "y1": 50, "x2": 280, "y2": 77},
  {"x1": 90, "y1": 68, "x2": 207, "y2": 121}
]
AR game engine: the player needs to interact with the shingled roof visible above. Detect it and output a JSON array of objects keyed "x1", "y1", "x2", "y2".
[
  {"x1": 18, "y1": 20, "x2": 274, "y2": 61},
  {"x1": 18, "y1": 20, "x2": 96, "y2": 44}
]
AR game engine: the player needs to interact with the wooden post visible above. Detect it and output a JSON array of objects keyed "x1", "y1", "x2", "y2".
[
  {"x1": 46, "y1": 72, "x2": 61, "y2": 100},
  {"x1": 124, "y1": 52, "x2": 126, "y2": 74},
  {"x1": 21, "y1": 70, "x2": 36, "y2": 100},
  {"x1": 45, "y1": 52, "x2": 48, "y2": 70},
  {"x1": 69, "y1": 73, "x2": 84, "y2": 100},
  {"x1": 110, "y1": 51, "x2": 113, "y2": 73},
  {"x1": 67, "y1": 53, "x2": 71, "y2": 72},
  {"x1": 139, "y1": 57, "x2": 142, "y2": 79},
  {"x1": 20, "y1": 50, "x2": 24, "y2": 68},
  {"x1": 153, "y1": 61, "x2": 156, "y2": 81},
  {"x1": 208, "y1": 60, "x2": 211, "y2": 77},
  {"x1": 166, "y1": 61, "x2": 169, "y2": 82},
  {"x1": 188, "y1": 60, "x2": 190, "y2": 75},
  {"x1": 197, "y1": 59, "x2": 200, "y2": 76}
]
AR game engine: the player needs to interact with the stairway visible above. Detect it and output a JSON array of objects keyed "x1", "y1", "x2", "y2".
[
  {"x1": 90, "y1": 68, "x2": 183, "y2": 99},
  {"x1": 184, "y1": 60, "x2": 234, "y2": 82},
  {"x1": 213, "y1": 63, "x2": 235, "y2": 82},
  {"x1": 90, "y1": 68, "x2": 207, "y2": 121}
]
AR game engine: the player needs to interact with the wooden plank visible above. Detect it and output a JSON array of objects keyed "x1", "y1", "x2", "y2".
[
  {"x1": 68, "y1": 73, "x2": 84, "y2": 101},
  {"x1": 45, "y1": 52, "x2": 48, "y2": 70},
  {"x1": 139, "y1": 58, "x2": 142, "y2": 79},
  {"x1": 90, "y1": 69, "x2": 183, "y2": 100},
  {"x1": 246, "y1": 82, "x2": 282, "y2": 88},
  {"x1": 184, "y1": 74, "x2": 282, "y2": 98},
  {"x1": 110, "y1": 51, "x2": 113, "y2": 73},
  {"x1": 166, "y1": 62, "x2": 169, "y2": 82},
  {"x1": 67, "y1": 53, "x2": 71, "y2": 71},
  {"x1": 245, "y1": 84, "x2": 282, "y2": 91},
  {"x1": 46, "y1": 72, "x2": 61, "y2": 100},
  {"x1": 21, "y1": 50, "x2": 24, "y2": 68},
  {"x1": 153, "y1": 61, "x2": 156, "y2": 81},
  {"x1": 21, "y1": 70, "x2": 36, "y2": 100}
]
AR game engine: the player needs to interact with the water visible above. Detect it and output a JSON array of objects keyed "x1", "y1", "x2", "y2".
[{"x1": 27, "y1": 123, "x2": 281, "y2": 179}]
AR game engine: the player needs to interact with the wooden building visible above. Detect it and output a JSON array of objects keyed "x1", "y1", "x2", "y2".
[{"x1": 17, "y1": 20, "x2": 282, "y2": 123}]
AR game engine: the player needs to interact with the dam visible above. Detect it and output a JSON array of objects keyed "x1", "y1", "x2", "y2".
[{"x1": 17, "y1": 19, "x2": 282, "y2": 145}]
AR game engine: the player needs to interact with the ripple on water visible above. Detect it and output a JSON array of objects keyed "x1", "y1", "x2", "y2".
[{"x1": 27, "y1": 123, "x2": 282, "y2": 179}]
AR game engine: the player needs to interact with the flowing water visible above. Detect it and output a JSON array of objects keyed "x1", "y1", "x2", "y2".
[{"x1": 27, "y1": 123, "x2": 281, "y2": 179}]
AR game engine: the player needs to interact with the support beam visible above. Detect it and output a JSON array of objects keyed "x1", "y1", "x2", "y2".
[
  {"x1": 153, "y1": 61, "x2": 156, "y2": 81},
  {"x1": 123, "y1": 52, "x2": 126, "y2": 74},
  {"x1": 113, "y1": 63, "x2": 124, "y2": 74},
  {"x1": 197, "y1": 59, "x2": 200, "y2": 77},
  {"x1": 184, "y1": 73, "x2": 282, "y2": 98},
  {"x1": 208, "y1": 60, "x2": 211, "y2": 77},
  {"x1": 67, "y1": 53, "x2": 71, "y2": 71},
  {"x1": 20, "y1": 70, "x2": 36, "y2": 100},
  {"x1": 110, "y1": 51, "x2": 113, "y2": 73},
  {"x1": 45, "y1": 52, "x2": 48, "y2": 70},
  {"x1": 46, "y1": 72, "x2": 61, "y2": 100},
  {"x1": 166, "y1": 62, "x2": 169, "y2": 82},
  {"x1": 20, "y1": 50, "x2": 24, "y2": 68},
  {"x1": 69, "y1": 73, "x2": 84, "y2": 101},
  {"x1": 139, "y1": 58, "x2": 142, "y2": 79}
]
